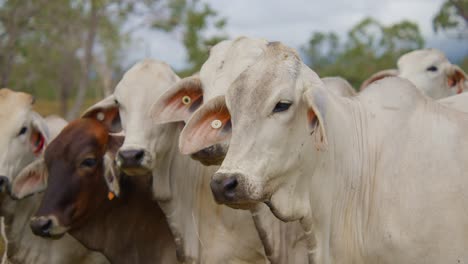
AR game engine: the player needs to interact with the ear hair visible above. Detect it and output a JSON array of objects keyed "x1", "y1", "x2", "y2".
[{"x1": 11, "y1": 158, "x2": 48, "y2": 199}]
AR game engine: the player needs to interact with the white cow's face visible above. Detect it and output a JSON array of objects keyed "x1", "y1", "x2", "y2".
[
  {"x1": 361, "y1": 49, "x2": 467, "y2": 99},
  {"x1": 83, "y1": 60, "x2": 180, "y2": 176},
  {"x1": 398, "y1": 49, "x2": 466, "y2": 99},
  {"x1": 0, "y1": 89, "x2": 49, "y2": 192},
  {"x1": 180, "y1": 43, "x2": 326, "y2": 208},
  {"x1": 151, "y1": 36, "x2": 269, "y2": 166}
]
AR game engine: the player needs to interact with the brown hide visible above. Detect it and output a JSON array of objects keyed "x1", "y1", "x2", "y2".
[{"x1": 32, "y1": 119, "x2": 177, "y2": 264}]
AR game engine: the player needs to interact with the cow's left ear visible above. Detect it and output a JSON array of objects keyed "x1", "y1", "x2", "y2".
[
  {"x1": 103, "y1": 135, "x2": 124, "y2": 198},
  {"x1": 179, "y1": 95, "x2": 231, "y2": 155},
  {"x1": 30, "y1": 112, "x2": 50, "y2": 156},
  {"x1": 150, "y1": 76, "x2": 204, "y2": 124},
  {"x1": 448, "y1": 65, "x2": 467, "y2": 94},
  {"x1": 303, "y1": 75, "x2": 328, "y2": 150},
  {"x1": 11, "y1": 158, "x2": 48, "y2": 199},
  {"x1": 82, "y1": 95, "x2": 121, "y2": 133}
]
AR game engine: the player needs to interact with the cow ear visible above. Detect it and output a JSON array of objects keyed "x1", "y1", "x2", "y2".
[
  {"x1": 448, "y1": 65, "x2": 467, "y2": 94},
  {"x1": 11, "y1": 158, "x2": 48, "y2": 199},
  {"x1": 82, "y1": 95, "x2": 121, "y2": 133},
  {"x1": 179, "y1": 95, "x2": 231, "y2": 155},
  {"x1": 303, "y1": 77, "x2": 328, "y2": 151},
  {"x1": 30, "y1": 112, "x2": 50, "y2": 156},
  {"x1": 150, "y1": 76, "x2": 204, "y2": 124},
  {"x1": 360, "y1": 69, "x2": 399, "y2": 91},
  {"x1": 104, "y1": 135, "x2": 124, "y2": 198}
]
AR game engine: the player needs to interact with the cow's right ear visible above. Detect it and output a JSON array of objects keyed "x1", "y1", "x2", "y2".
[
  {"x1": 11, "y1": 158, "x2": 48, "y2": 199},
  {"x1": 360, "y1": 69, "x2": 399, "y2": 91},
  {"x1": 103, "y1": 135, "x2": 124, "y2": 198},
  {"x1": 179, "y1": 95, "x2": 231, "y2": 155},
  {"x1": 82, "y1": 95, "x2": 121, "y2": 133},
  {"x1": 150, "y1": 76, "x2": 204, "y2": 124}
]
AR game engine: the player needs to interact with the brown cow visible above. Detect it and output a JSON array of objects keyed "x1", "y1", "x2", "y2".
[{"x1": 11, "y1": 118, "x2": 178, "y2": 264}]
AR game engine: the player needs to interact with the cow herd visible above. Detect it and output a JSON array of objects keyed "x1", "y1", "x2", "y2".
[{"x1": 0, "y1": 36, "x2": 467, "y2": 264}]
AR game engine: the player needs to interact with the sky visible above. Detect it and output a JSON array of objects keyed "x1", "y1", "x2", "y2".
[{"x1": 126, "y1": 0, "x2": 467, "y2": 71}]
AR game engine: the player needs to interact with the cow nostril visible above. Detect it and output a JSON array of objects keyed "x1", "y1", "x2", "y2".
[
  {"x1": 134, "y1": 150, "x2": 144, "y2": 162},
  {"x1": 223, "y1": 177, "x2": 238, "y2": 192},
  {"x1": 0, "y1": 176, "x2": 9, "y2": 190},
  {"x1": 41, "y1": 219, "x2": 52, "y2": 233},
  {"x1": 31, "y1": 218, "x2": 53, "y2": 237}
]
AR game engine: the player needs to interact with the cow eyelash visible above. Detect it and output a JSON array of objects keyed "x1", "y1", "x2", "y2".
[
  {"x1": 426, "y1": 66, "x2": 438, "y2": 72},
  {"x1": 80, "y1": 158, "x2": 98, "y2": 168},
  {"x1": 18, "y1": 126, "x2": 27, "y2": 136},
  {"x1": 273, "y1": 100, "x2": 292, "y2": 113}
]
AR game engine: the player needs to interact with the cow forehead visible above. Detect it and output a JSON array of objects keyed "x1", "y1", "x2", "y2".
[
  {"x1": 115, "y1": 59, "x2": 179, "y2": 106},
  {"x1": 227, "y1": 43, "x2": 301, "y2": 114},
  {"x1": 199, "y1": 37, "x2": 269, "y2": 100},
  {"x1": 0, "y1": 90, "x2": 33, "y2": 136},
  {"x1": 46, "y1": 119, "x2": 108, "y2": 161},
  {"x1": 398, "y1": 49, "x2": 449, "y2": 72}
]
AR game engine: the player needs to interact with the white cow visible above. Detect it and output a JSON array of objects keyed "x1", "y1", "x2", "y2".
[
  {"x1": 0, "y1": 89, "x2": 109, "y2": 264},
  {"x1": 82, "y1": 59, "x2": 267, "y2": 264},
  {"x1": 151, "y1": 37, "x2": 356, "y2": 264},
  {"x1": 360, "y1": 48, "x2": 467, "y2": 99},
  {"x1": 180, "y1": 42, "x2": 468, "y2": 264}
]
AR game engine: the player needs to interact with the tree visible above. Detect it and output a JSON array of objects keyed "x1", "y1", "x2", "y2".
[
  {"x1": 0, "y1": 0, "x2": 227, "y2": 118},
  {"x1": 150, "y1": 0, "x2": 227, "y2": 77},
  {"x1": 433, "y1": 0, "x2": 468, "y2": 39},
  {"x1": 301, "y1": 17, "x2": 424, "y2": 88}
]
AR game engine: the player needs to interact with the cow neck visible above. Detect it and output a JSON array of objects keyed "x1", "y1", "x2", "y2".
[
  {"x1": 69, "y1": 176, "x2": 177, "y2": 264},
  {"x1": 270, "y1": 94, "x2": 375, "y2": 263},
  {"x1": 156, "y1": 129, "x2": 266, "y2": 263},
  {"x1": 0, "y1": 194, "x2": 104, "y2": 264},
  {"x1": 250, "y1": 203, "x2": 309, "y2": 264}
]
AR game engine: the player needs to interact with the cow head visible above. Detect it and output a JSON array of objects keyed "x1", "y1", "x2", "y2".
[
  {"x1": 151, "y1": 36, "x2": 269, "y2": 166},
  {"x1": 181, "y1": 42, "x2": 328, "y2": 209},
  {"x1": 11, "y1": 118, "x2": 122, "y2": 238},
  {"x1": 83, "y1": 59, "x2": 181, "y2": 201},
  {"x1": 0, "y1": 89, "x2": 50, "y2": 194},
  {"x1": 360, "y1": 49, "x2": 467, "y2": 99}
]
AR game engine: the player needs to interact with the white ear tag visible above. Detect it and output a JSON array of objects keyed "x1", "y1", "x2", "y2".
[
  {"x1": 211, "y1": 119, "x2": 222, "y2": 129},
  {"x1": 182, "y1": 96, "x2": 191, "y2": 105},
  {"x1": 97, "y1": 112, "x2": 105, "y2": 121}
]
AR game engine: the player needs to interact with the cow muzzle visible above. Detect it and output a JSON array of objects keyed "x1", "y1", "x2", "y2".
[
  {"x1": 116, "y1": 148, "x2": 151, "y2": 175},
  {"x1": 30, "y1": 215, "x2": 67, "y2": 239},
  {"x1": 210, "y1": 172, "x2": 257, "y2": 209}
]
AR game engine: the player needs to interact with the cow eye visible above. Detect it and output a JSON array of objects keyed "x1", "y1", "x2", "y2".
[
  {"x1": 273, "y1": 100, "x2": 292, "y2": 113},
  {"x1": 18, "y1": 126, "x2": 27, "y2": 136},
  {"x1": 426, "y1": 66, "x2": 438, "y2": 72},
  {"x1": 80, "y1": 158, "x2": 97, "y2": 168}
]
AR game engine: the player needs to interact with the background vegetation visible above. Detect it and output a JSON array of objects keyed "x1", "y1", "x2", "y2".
[{"x1": 0, "y1": 0, "x2": 466, "y2": 118}]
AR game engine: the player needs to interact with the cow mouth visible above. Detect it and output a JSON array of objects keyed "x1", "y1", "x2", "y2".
[{"x1": 119, "y1": 166, "x2": 151, "y2": 176}]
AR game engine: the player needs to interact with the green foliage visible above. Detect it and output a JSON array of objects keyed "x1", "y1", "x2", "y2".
[
  {"x1": 301, "y1": 17, "x2": 424, "y2": 88},
  {"x1": 433, "y1": 0, "x2": 468, "y2": 38},
  {"x1": 152, "y1": 0, "x2": 227, "y2": 77},
  {"x1": 0, "y1": 0, "x2": 227, "y2": 116}
]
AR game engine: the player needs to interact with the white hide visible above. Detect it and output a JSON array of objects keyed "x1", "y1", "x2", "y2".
[
  {"x1": 84, "y1": 59, "x2": 267, "y2": 264},
  {"x1": 212, "y1": 43, "x2": 468, "y2": 263}
]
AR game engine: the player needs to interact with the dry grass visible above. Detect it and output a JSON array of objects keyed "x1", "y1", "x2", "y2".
[{"x1": 33, "y1": 98, "x2": 100, "y2": 118}]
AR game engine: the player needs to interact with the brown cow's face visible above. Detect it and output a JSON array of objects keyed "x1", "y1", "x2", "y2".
[{"x1": 29, "y1": 119, "x2": 115, "y2": 238}]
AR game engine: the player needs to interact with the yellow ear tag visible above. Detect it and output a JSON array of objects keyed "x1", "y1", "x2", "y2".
[
  {"x1": 108, "y1": 191, "x2": 115, "y2": 201},
  {"x1": 182, "y1": 95, "x2": 191, "y2": 105},
  {"x1": 211, "y1": 119, "x2": 222, "y2": 129}
]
